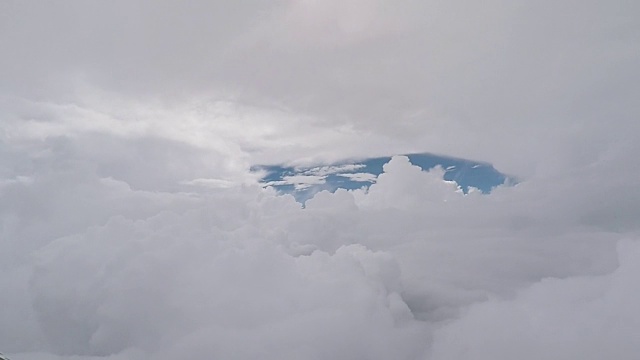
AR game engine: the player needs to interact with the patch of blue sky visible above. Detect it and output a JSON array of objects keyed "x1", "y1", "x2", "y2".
[{"x1": 252, "y1": 153, "x2": 514, "y2": 202}]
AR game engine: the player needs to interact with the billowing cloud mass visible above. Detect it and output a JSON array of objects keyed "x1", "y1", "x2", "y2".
[{"x1": 1, "y1": 0, "x2": 639, "y2": 359}]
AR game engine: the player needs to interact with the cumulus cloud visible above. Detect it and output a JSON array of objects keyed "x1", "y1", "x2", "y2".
[
  {"x1": 429, "y1": 239, "x2": 640, "y2": 360},
  {"x1": 3, "y1": 149, "x2": 635, "y2": 359},
  {"x1": 1, "y1": 0, "x2": 639, "y2": 359}
]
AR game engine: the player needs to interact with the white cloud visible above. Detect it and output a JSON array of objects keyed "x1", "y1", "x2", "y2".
[
  {"x1": 282, "y1": 174, "x2": 327, "y2": 190},
  {"x1": 338, "y1": 172, "x2": 378, "y2": 183},
  {"x1": 303, "y1": 164, "x2": 366, "y2": 177},
  {"x1": 429, "y1": 239, "x2": 640, "y2": 360},
  {"x1": 1, "y1": 139, "x2": 637, "y2": 359},
  {"x1": 1, "y1": 0, "x2": 639, "y2": 359}
]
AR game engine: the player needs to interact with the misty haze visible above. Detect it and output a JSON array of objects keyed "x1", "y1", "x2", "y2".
[{"x1": 1, "y1": 1, "x2": 639, "y2": 359}]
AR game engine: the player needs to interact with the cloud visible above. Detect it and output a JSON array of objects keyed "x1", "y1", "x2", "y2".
[
  {"x1": 338, "y1": 172, "x2": 377, "y2": 183},
  {"x1": 429, "y1": 239, "x2": 640, "y2": 360},
  {"x1": 1, "y1": 0, "x2": 639, "y2": 359},
  {"x1": 3, "y1": 0, "x2": 638, "y2": 176},
  {"x1": 1, "y1": 140, "x2": 637, "y2": 359},
  {"x1": 24, "y1": 200, "x2": 430, "y2": 358}
]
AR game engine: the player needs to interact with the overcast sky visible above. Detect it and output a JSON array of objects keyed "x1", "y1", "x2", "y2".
[{"x1": 1, "y1": 1, "x2": 639, "y2": 359}]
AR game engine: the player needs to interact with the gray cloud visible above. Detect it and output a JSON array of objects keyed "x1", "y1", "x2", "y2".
[
  {"x1": 3, "y1": 0, "x2": 638, "y2": 175},
  {"x1": 1, "y1": 1, "x2": 639, "y2": 359}
]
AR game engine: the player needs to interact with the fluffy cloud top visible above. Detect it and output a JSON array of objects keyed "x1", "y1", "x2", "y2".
[
  {"x1": 1, "y1": 146, "x2": 637, "y2": 359},
  {"x1": 1, "y1": 0, "x2": 639, "y2": 359}
]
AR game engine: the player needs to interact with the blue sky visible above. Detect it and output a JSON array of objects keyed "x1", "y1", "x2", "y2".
[{"x1": 255, "y1": 153, "x2": 512, "y2": 202}]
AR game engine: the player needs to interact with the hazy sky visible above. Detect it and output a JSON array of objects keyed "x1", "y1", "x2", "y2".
[{"x1": 1, "y1": 1, "x2": 639, "y2": 359}]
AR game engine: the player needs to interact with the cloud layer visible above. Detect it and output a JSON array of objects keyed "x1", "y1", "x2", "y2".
[
  {"x1": 1, "y1": 146, "x2": 638, "y2": 359},
  {"x1": 1, "y1": 0, "x2": 639, "y2": 359}
]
